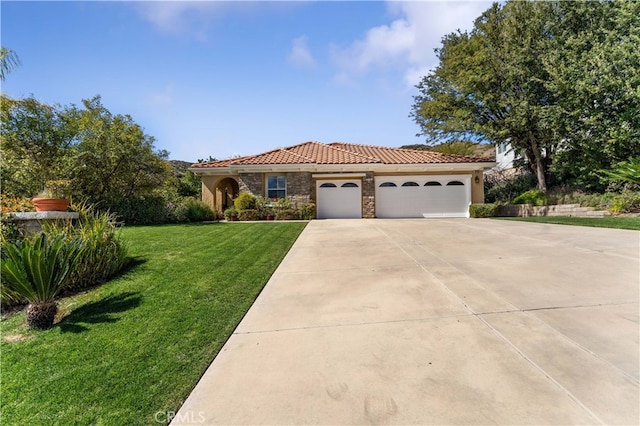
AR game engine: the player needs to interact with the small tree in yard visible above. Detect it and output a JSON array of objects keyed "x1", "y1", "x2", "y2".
[{"x1": 1, "y1": 233, "x2": 84, "y2": 329}]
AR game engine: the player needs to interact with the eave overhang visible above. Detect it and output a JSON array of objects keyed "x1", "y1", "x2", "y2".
[{"x1": 189, "y1": 161, "x2": 496, "y2": 176}]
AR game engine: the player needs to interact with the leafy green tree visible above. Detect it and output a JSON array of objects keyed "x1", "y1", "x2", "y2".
[
  {"x1": 412, "y1": 1, "x2": 556, "y2": 191},
  {"x1": 0, "y1": 97, "x2": 77, "y2": 196},
  {"x1": 544, "y1": 1, "x2": 640, "y2": 190},
  {"x1": 68, "y1": 96, "x2": 171, "y2": 201},
  {"x1": 431, "y1": 141, "x2": 478, "y2": 156},
  {"x1": 0, "y1": 47, "x2": 20, "y2": 81},
  {"x1": 197, "y1": 155, "x2": 217, "y2": 163},
  {"x1": 177, "y1": 170, "x2": 202, "y2": 197},
  {"x1": 399, "y1": 142, "x2": 492, "y2": 157},
  {"x1": 411, "y1": 0, "x2": 640, "y2": 192}
]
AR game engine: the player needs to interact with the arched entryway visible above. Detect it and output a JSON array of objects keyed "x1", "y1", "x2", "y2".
[{"x1": 216, "y1": 178, "x2": 239, "y2": 212}]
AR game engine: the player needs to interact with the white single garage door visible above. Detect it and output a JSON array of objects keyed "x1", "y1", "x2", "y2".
[
  {"x1": 316, "y1": 180, "x2": 362, "y2": 219},
  {"x1": 375, "y1": 175, "x2": 471, "y2": 218}
]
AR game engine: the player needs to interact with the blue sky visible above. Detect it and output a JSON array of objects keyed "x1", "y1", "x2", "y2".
[{"x1": 2, "y1": 1, "x2": 490, "y2": 162}]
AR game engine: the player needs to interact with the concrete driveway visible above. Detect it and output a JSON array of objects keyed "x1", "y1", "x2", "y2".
[{"x1": 173, "y1": 219, "x2": 639, "y2": 425}]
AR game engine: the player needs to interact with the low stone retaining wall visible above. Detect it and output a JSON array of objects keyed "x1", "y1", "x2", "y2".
[
  {"x1": 4, "y1": 211, "x2": 80, "y2": 234},
  {"x1": 497, "y1": 203, "x2": 610, "y2": 218}
]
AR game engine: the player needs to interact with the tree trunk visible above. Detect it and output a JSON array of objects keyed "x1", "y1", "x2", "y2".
[
  {"x1": 528, "y1": 131, "x2": 548, "y2": 192},
  {"x1": 26, "y1": 302, "x2": 58, "y2": 329}
]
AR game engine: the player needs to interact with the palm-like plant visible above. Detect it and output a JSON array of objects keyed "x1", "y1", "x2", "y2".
[
  {"x1": 0, "y1": 47, "x2": 20, "y2": 81},
  {"x1": 601, "y1": 158, "x2": 640, "y2": 186},
  {"x1": 1, "y1": 233, "x2": 84, "y2": 329}
]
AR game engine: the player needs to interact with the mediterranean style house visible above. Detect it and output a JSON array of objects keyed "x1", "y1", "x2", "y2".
[{"x1": 189, "y1": 141, "x2": 496, "y2": 218}]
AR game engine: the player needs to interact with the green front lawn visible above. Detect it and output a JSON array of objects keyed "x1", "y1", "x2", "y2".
[
  {"x1": 1, "y1": 222, "x2": 306, "y2": 425},
  {"x1": 495, "y1": 215, "x2": 640, "y2": 230}
]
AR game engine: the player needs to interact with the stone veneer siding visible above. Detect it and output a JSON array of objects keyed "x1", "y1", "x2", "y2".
[
  {"x1": 362, "y1": 172, "x2": 375, "y2": 218},
  {"x1": 238, "y1": 172, "x2": 313, "y2": 204},
  {"x1": 238, "y1": 173, "x2": 263, "y2": 196},
  {"x1": 286, "y1": 172, "x2": 313, "y2": 204}
]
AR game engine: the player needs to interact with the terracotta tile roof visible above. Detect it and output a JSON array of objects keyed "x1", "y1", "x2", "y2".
[
  {"x1": 190, "y1": 155, "x2": 252, "y2": 169},
  {"x1": 233, "y1": 147, "x2": 315, "y2": 165},
  {"x1": 191, "y1": 141, "x2": 491, "y2": 168},
  {"x1": 328, "y1": 142, "x2": 489, "y2": 164},
  {"x1": 288, "y1": 141, "x2": 378, "y2": 164}
]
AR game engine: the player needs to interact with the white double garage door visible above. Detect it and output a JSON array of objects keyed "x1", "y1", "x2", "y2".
[{"x1": 316, "y1": 175, "x2": 471, "y2": 219}]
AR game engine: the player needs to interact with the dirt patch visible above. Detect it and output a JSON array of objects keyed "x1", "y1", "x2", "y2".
[{"x1": 3, "y1": 333, "x2": 33, "y2": 344}]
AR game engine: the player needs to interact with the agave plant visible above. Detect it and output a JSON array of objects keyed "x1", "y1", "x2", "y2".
[{"x1": 1, "y1": 233, "x2": 84, "y2": 329}]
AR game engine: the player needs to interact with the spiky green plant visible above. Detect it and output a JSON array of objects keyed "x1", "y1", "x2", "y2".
[
  {"x1": 42, "y1": 202, "x2": 128, "y2": 292},
  {"x1": 1, "y1": 233, "x2": 84, "y2": 329},
  {"x1": 601, "y1": 158, "x2": 640, "y2": 186}
]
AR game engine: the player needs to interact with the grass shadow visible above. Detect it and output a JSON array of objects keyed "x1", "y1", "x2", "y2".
[
  {"x1": 58, "y1": 292, "x2": 143, "y2": 333},
  {"x1": 57, "y1": 257, "x2": 147, "y2": 300},
  {"x1": 113, "y1": 256, "x2": 147, "y2": 278}
]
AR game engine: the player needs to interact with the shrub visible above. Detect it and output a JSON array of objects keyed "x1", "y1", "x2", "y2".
[
  {"x1": 0, "y1": 216, "x2": 24, "y2": 246},
  {"x1": 484, "y1": 171, "x2": 536, "y2": 203},
  {"x1": 237, "y1": 209, "x2": 260, "y2": 221},
  {"x1": 234, "y1": 192, "x2": 257, "y2": 211},
  {"x1": 254, "y1": 196, "x2": 273, "y2": 219},
  {"x1": 1, "y1": 197, "x2": 34, "y2": 213},
  {"x1": 469, "y1": 203, "x2": 498, "y2": 218},
  {"x1": 223, "y1": 207, "x2": 238, "y2": 220},
  {"x1": 42, "y1": 203, "x2": 129, "y2": 294},
  {"x1": 173, "y1": 198, "x2": 216, "y2": 222},
  {"x1": 102, "y1": 194, "x2": 169, "y2": 225},
  {"x1": 274, "y1": 197, "x2": 293, "y2": 210},
  {"x1": 577, "y1": 192, "x2": 615, "y2": 209},
  {"x1": 275, "y1": 209, "x2": 299, "y2": 220},
  {"x1": 512, "y1": 189, "x2": 548, "y2": 206},
  {"x1": 609, "y1": 192, "x2": 640, "y2": 214},
  {"x1": 299, "y1": 203, "x2": 316, "y2": 220}
]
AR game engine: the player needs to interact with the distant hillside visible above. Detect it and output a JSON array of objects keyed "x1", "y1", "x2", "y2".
[
  {"x1": 168, "y1": 160, "x2": 193, "y2": 178},
  {"x1": 399, "y1": 142, "x2": 494, "y2": 159}
]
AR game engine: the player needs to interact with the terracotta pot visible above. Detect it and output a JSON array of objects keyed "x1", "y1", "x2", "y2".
[
  {"x1": 230, "y1": 215, "x2": 238, "y2": 222},
  {"x1": 266, "y1": 214, "x2": 274, "y2": 221},
  {"x1": 32, "y1": 198, "x2": 70, "y2": 212}
]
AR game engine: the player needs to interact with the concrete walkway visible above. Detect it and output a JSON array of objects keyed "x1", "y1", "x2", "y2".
[{"x1": 173, "y1": 219, "x2": 639, "y2": 425}]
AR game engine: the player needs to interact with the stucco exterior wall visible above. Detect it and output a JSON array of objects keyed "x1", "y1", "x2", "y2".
[
  {"x1": 472, "y1": 172, "x2": 484, "y2": 204},
  {"x1": 201, "y1": 176, "x2": 217, "y2": 208}
]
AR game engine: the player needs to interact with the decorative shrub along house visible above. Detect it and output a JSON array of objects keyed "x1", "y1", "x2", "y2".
[{"x1": 190, "y1": 141, "x2": 496, "y2": 219}]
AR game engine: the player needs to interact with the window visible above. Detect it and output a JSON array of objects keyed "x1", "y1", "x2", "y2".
[
  {"x1": 379, "y1": 182, "x2": 397, "y2": 187},
  {"x1": 447, "y1": 181, "x2": 464, "y2": 186},
  {"x1": 341, "y1": 182, "x2": 358, "y2": 188},
  {"x1": 319, "y1": 183, "x2": 337, "y2": 188},
  {"x1": 401, "y1": 182, "x2": 419, "y2": 187},
  {"x1": 267, "y1": 175, "x2": 286, "y2": 199},
  {"x1": 498, "y1": 142, "x2": 508, "y2": 154},
  {"x1": 424, "y1": 181, "x2": 442, "y2": 186}
]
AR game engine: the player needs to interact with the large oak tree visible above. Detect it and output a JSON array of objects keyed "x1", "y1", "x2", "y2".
[{"x1": 411, "y1": 0, "x2": 640, "y2": 192}]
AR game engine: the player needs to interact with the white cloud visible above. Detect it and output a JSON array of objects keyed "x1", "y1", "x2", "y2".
[
  {"x1": 148, "y1": 84, "x2": 175, "y2": 108},
  {"x1": 331, "y1": 1, "x2": 491, "y2": 88},
  {"x1": 134, "y1": 2, "x2": 228, "y2": 38},
  {"x1": 287, "y1": 36, "x2": 317, "y2": 69}
]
